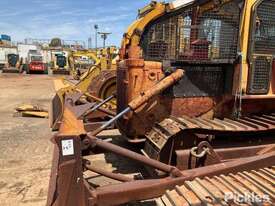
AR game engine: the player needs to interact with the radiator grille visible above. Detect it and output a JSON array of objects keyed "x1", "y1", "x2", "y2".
[
  {"x1": 248, "y1": 56, "x2": 272, "y2": 94},
  {"x1": 164, "y1": 66, "x2": 225, "y2": 97},
  {"x1": 141, "y1": 0, "x2": 241, "y2": 63}
]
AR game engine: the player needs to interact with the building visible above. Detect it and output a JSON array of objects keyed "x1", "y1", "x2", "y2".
[{"x1": 0, "y1": 34, "x2": 12, "y2": 46}]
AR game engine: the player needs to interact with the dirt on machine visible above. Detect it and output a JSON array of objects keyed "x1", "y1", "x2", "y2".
[{"x1": 46, "y1": 0, "x2": 275, "y2": 205}]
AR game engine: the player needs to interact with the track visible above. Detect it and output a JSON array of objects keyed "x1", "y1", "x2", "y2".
[
  {"x1": 144, "y1": 114, "x2": 275, "y2": 160},
  {"x1": 156, "y1": 166, "x2": 275, "y2": 206}
]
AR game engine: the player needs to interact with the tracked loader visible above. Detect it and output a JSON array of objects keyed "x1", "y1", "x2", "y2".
[
  {"x1": 47, "y1": 0, "x2": 275, "y2": 205},
  {"x1": 2, "y1": 53, "x2": 21, "y2": 73},
  {"x1": 51, "y1": 51, "x2": 71, "y2": 75}
]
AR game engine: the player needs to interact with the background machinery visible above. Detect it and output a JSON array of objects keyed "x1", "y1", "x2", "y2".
[
  {"x1": 0, "y1": 45, "x2": 21, "y2": 73},
  {"x1": 47, "y1": 0, "x2": 275, "y2": 205},
  {"x1": 0, "y1": 35, "x2": 23, "y2": 73},
  {"x1": 69, "y1": 50, "x2": 96, "y2": 79},
  {"x1": 69, "y1": 50, "x2": 100, "y2": 79},
  {"x1": 2, "y1": 53, "x2": 20, "y2": 73},
  {"x1": 69, "y1": 47, "x2": 118, "y2": 80},
  {"x1": 51, "y1": 50, "x2": 70, "y2": 75},
  {"x1": 25, "y1": 50, "x2": 48, "y2": 74},
  {"x1": 50, "y1": 46, "x2": 118, "y2": 131}
]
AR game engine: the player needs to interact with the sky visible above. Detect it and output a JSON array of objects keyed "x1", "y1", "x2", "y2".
[{"x1": 0, "y1": 0, "x2": 156, "y2": 47}]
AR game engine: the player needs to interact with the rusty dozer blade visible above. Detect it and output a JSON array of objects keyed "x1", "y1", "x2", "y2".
[
  {"x1": 50, "y1": 78, "x2": 73, "y2": 130},
  {"x1": 46, "y1": 100, "x2": 275, "y2": 206},
  {"x1": 50, "y1": 89, "x2": 116, "y2": 131},
  {"x1": 50, "y1": 77, "x2": 92, "y2": 130}
]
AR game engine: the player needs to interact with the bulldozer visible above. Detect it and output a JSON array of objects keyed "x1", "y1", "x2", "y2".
[
  {"x1": 116, "y1": 0, "x2": 275, "y2": 165},
  {"x1": 50, "y1": 47, "x2": 118, "y2": 131},
  {"x1": 47, "y1": 0, "x2": 275, "y2": 205},
  {"x1": 69, "y1": 47, "x2": 118, "y2": 80},
  {"x1": 69, "y1": 50, "x2": 98, "y2": 79}
]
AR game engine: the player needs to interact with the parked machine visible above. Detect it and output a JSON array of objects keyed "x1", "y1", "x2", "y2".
[
  {"x1": 0, "y1": 45, "x2": 21, "y2": 73},
  {"x1": 50, "y1": 47, "x2": 118, "y2": 131},
  {"x1": 51, "y1": 51, "x2": 70, "y2": 75},
  {"x1": 7, "y1": 54, "x2": 19, "y2": 67},
  {"x1": 0, "y1": 35, "x2": 22, "y2": 73},
  {"x1": 25, "y1": 50, "x2": 47, "y2": 74},
  {"x1": 69, "y1": 47, "x2": 118, "y2": 79},
  {"x1": 2, "y1": 53, "x2": 20, "y2": 73},
  {"x1": 47, "y1": 0, "x2": 275, "y2": 206},
  {"x1": 69, "y1": 50, "x2": 98, "y2": 79}
]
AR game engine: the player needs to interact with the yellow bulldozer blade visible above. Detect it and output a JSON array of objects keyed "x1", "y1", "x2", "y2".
[
  {"x1": 50, "y1": 78, "x2": 73, "y2": 130},
  {"x1": 50, "y1": 90, "x2": 65, "y2": 130},
  {"x1": 53, "y1": 79, "x2": 72, "y2": 91}
]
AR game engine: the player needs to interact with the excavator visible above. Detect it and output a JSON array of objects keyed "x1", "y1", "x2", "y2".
[{"x1": 47, "y1": 0, "x2": 275, "y2": 205}]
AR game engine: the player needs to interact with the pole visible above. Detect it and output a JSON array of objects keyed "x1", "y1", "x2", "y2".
[
  {"x1": 98, "y1": 32, "x2": 111, "y2": 49},
  {"x1": 94, "y1": 24, "x2": 98, "y2": 52},
  {"x1": 103, "y1": 35, "x2": 106, "y2": 48}
]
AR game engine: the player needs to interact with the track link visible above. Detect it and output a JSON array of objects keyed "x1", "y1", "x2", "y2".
[
  {"x1": 144, "y1": 114, "x2": 275, "y2": 159},
  {"x1": 156, "y1": 166, "x2": 275, "y2": 206},
  {"x1": 150, "y1": 113, "x2": 275, "y2": 138}
]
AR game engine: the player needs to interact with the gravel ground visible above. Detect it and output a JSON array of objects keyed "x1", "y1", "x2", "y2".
[
  {"x1": 0, "y1": 73, "x2": 55, "y2": 206},
  {"x1": 0, "y1": 73, "x2": 157, "y2": 206}
]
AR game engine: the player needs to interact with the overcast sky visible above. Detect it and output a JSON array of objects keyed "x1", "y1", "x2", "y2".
[{"x1": 0, "y1": 0, "x2": 153, "y2": 47}]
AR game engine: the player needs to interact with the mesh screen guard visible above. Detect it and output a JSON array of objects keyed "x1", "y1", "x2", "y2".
[
  {"x1": 140, "y1": 0, "x2": 242, "y2": 64},
  {"x1": 248, "y1": 0, "x2": 275, "y2": 94},
  {"x1": 253, "y1": 0, "x2": 275, "y2": 54},
  {"x1": 139, "y1": 0, "x2": 242, "y2": 97}
]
